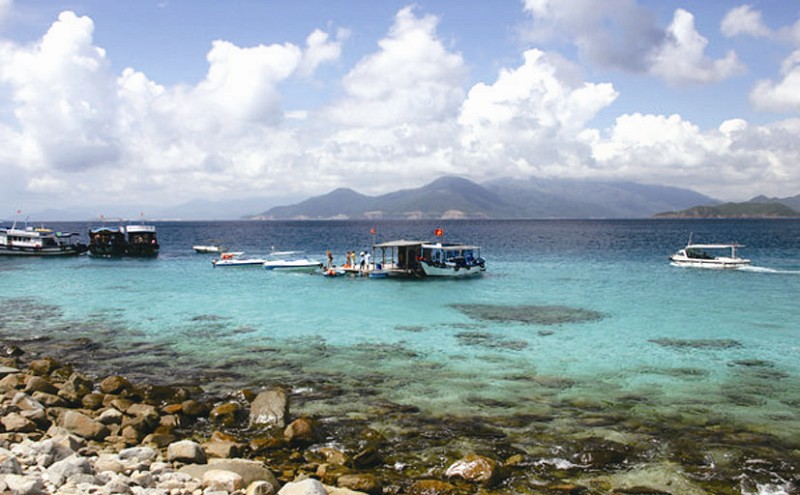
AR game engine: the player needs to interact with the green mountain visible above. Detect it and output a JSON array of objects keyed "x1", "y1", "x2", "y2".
[
  {"x1": 250, "y1": 176, "x2": 718, "y2": 220},
  {"x1": 656, "y1": 202, "x2": 799, "y2": 218}
]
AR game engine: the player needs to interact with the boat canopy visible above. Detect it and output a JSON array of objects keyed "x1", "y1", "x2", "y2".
[{"x1": 685, "y1": 243, "x2": 744, "y2": 249}]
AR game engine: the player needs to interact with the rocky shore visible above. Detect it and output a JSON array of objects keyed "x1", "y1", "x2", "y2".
[{"x1": 0, "y1": 343, "x2": 797, "y2": 495}]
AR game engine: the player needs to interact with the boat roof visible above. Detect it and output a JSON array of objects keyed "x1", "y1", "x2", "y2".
[
  {"x1": 90, "y1": 226, "x2": 124, "y2": 233},
  {"x1": 125, "y1": 224, "x2": 156, "y2": 232},
  {"x1": 373, "y1": 239, "x2": 427, "y2": 248},
  {"x1": 686, "y1": 243, "x2": 744, "y2": 249}
]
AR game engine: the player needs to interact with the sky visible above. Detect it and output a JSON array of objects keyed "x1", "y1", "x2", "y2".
[{"x1": 1, "y1": 0, "x2": 799, "y2": 218}]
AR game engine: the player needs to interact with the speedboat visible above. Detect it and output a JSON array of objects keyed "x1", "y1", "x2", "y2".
[
  {"x1": 212, "y1": 252, "x2": 264, "y2": 267},
  {"x1": 0, "y1": 223, "x2": 87, "y2": 256},
  {"x1": 669, "y1": 238, "x2": 750, "y2": 269},
  {"x1": 193, "y1": 240, "x2": 224, "y2": 253},
  {"x1": 263, "y1": 251, "x2": 323, "y2": 272}
]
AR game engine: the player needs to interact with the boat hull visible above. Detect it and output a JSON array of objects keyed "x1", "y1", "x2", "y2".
[
  {"x1": 421, "y1": 263, "x2": 485, "y2": 277},
  {"x1": 669, "y1": 256, "x2": 750, "y2": 269},
  {"x1": 0, "y1": 245, "x2": 86, "y2": 256},
  {"x1": 264, "y1": 261, "x2": 322, "y2": 272}
]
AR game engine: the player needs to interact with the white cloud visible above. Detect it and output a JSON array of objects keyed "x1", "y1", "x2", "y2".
[
  {"x1": 721, "y1": 5, "x2": 772, "y2": 38},
  {"x1": 648, "y1": 9, "x2": 745, "y2": 85},
  {"x1": 750, "y1": 49, "x2": 800, "y2": 112}
]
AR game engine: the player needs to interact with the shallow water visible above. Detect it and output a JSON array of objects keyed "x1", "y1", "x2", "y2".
[{"x1": 2, "y1": 219, "x2": 799, "y2": 492}]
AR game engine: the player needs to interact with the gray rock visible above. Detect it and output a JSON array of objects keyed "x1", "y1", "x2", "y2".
[
  {"x1": 166, "y1": 440, "x2": 207, "y2": 464},
  {"x1": 179, "y1": 458, "x2": 280, "y2": 488},
  {"x1": 277, "y1": 478, "x2": 327, "y2": 495},
  {"x1": 45, "y1": 455, "x2": 93, "y2": 487},
  {"x1": 0, "y1": 448, "x2": 23, "y2": 474},
  {"x1": 11, "y1": 392, "x2": 44, "y2": 411},
  {"x1": 94, "y1": 454, "x2": 125, "y2": 474},
  {"x1": 97, "y1": 408, "x2": 124, "y2": 425},
  {"x1": 203, "y1": 469, "x2": 244, "y2": 492},
  {"x1": 119, "y1": 446, "x2": 157, "y2": 462},
  {"x1": 3, "y1": 473, "x2": 45, "y2": 495},
  {"x1": 29, "y1": 438, "x2": 76, "y2": 468},
  {"x1": 247, "y1": 480, "x2": 279, "y2": 495},
  {"x1": 249, "y1": 389, "x2": 288, "y2": 428}
]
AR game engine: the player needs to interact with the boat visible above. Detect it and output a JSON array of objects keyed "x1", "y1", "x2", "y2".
[
  {"x1": 0, "y1": 223, "x2": 88, "y2": 256},
  {"x1": 212, "y1": 252, "x2": 265, "y2": 267},
  {"x1": 418, "y1": 242, "x2": 486, "y2": 277},
  {"x1": 263, "y1": 251, "x2": 323, "y2": 272},
  {"x1": 124, "y1": 224, "x2": 159, "y2": 257},
  {"x1": 193, "y1": 240, "x2": 225, "y2": 253},
  {"x1": 88, "y1": 226, "x2": 127, "y2": 257},
  {"x1": 669, "y1": 237, "x2": 750, "y2": 269}
]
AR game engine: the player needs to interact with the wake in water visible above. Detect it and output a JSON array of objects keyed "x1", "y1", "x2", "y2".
[{"x1": 739, "y1": 265, "x2": 800, "y2": 274}]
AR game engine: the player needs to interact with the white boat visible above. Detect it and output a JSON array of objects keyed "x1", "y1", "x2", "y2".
[
  {"x1": 669, "y1": 238, "x2": 750, "y2": 269},
  {"x1": 193, "y1": 240, "x2": 226, "y2": 253},
  {"x1": 211, "y1": 252, "x2": 264, "y2": 267},
  {"x1": 263, "y1": 251, "x2": 323, "y2": 272},
  {"x1": 0, "y1": 223, "x2": 87, "y2": 256},
  {"x1": 418, "y1": 242, "x2": 486, "y2": 277}
]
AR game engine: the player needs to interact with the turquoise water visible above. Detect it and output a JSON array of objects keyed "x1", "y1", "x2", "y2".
[{"x1": 1, "y1": 219, "x2": 799, "y2": 491}]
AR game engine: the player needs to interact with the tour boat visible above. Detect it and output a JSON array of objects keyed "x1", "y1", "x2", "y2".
[
  {"x1": 0, "y1": 224, "x2": 87, "y2": 256},
  {"x1": 669, "y1": 238, "x2": 750, "y2": 269},
  {"x1": 124, "y1": 224, "x2": 160, "y2": 257},
  {"x1": 88, "y1": 226, "x2": 127, "y2": 257},
  {"x1": 418, "y1": 242, "x2": 486, "y2": 277}
]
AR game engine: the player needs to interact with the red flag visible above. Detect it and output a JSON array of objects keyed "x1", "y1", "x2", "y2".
[
  {"x1": 370, "y1": 227, "x2": 375, "y2": 235},
  {"x1": 434, "y1": 228, "x2": 444, "y2": 237}
]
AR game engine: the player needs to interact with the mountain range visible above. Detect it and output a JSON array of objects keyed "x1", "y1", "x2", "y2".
[{"x1": 249, "y1": 176, "x2": 722, "y2": 220}]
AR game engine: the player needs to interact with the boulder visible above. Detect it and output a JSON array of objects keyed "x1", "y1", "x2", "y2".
[
  {"x1": 3, "y1": 474, "x2": 45, "y2": 495},
  {"x1": 45, "y1": 455, "x2": 92, "y2": 487},
  {"x1": 1, "y1": 412, "x2": 37, "y2": 433},
  {"x1": 23, "y1": 376, "x2": 58, "y2": 395},
  {"x1": 284, "y1": 417, "x2": 317, "y2": 445},
  {"x1": 0, "y1": 373, "x2": 24, "y2": 392},
  {"x1": 57, "y1": 373, "x2": 93, "y2": 404},
  {"x1": 202, "y1": 469, "x2": 244, "y2": 492},
  {"x1": 209, "y1": 401, "x2": 242, "y2": 426},
  {"x1": 167, "y1": 440, "x2": 207, "y2": 464},
  {"x1": 406, "y1": 479, "x2": 456, "y2": 495},
  {"x1": 249, "y1": 389, "x2": 288, "y2": 429},
  {"x1": 277, "y1": 478, "x2": 327, "y2": 495},
  {"x1": 28, "y1": 357, "x2": 60, "y2": 376},
  {"x1": 337, "y1": 473, "x2": 381, "y2": 495},
  {"x1": 180, "y1": 458, "x2": 279, "y2": 488},
  {"x1": 247, "y1": 480, "x2": 278, "y2": 495},
  {"x1": 30, "y1": 391, "x2": 66, "y2": 408},
  {"x1": 444, "y1": 453, "x2": 502, "y2": 486},
  {"x1": 181, "y1": 399, "x2": 207, "y2": 417},
  {"x1": 81, "y1": 393, "x2": 105, "y2": 410},
  {"x1": 99, "y1": 375, "x2": 133, "y2": 395},
  {"x1": 61, "y1": 410, "x2": 110, "y2": 441}
]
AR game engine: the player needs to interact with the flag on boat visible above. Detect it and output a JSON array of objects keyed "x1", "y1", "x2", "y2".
[
  {"x1": 434, "y1": 228, "x2": 444, "y2": 237},
  {"x1": 370, "y1": 227, "x2": 375, "y2": 235}
]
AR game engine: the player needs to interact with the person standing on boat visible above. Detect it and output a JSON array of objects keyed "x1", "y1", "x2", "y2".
[
  {"x1": 364, "y1": 251, "x2": 371, "y2": 273},
  {"x1": 359, "y1": 251, "x2": 366, "y2": 273},
  {"x1": 326, "y1": 250, "x2": 333, "y2": 269}
]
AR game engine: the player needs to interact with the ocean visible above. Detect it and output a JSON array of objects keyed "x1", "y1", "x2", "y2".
[{"x1": 1, "y1": 219, "x2": 799, "y2": 494}]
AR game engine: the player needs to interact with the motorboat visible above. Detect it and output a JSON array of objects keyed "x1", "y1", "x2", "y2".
[
  {"x1": 418, "y1": 242, "x2": 486, "y2": 277},
  {"x1": 669, "y1": 238, "x2": 750, "y2": 269},
  {"x1": 124, "y1": 224, "x2": 160, "y2": 257},
  {"x1": 263, "y1": 251, "x2": 323, "y2": 272},
  {"x1": 212, "y1": 252, "x2": 264, "y2": 267},
  {"x1": 0, "y1": 223, "x2": 87, "y2": 256},
  {"x1": 193, "y1": 240, "x2": 225, "y2": 253}
]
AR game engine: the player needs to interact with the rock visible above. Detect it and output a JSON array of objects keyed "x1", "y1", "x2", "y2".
[
  {"x1": 180, "y1": 458, "x2": 280, "y2": 488},
  {"x1": 284, "y1": 417, "x2": 317, "y2": 445},
  {"x1": 167, "y1": 440, "x2": 207, "y2": 464},
  {"x1": 317, "y1": 447, "x2": 348, "y2": 466},
  {"x1": 61, "y1": 410, "x2": 110, "y2": 441},
  {"x1": 119, "y1": 446, "x2": 157, "y2": 463},
  {"x1": 11, "y1": 392, "x2": 44, "y2": 411},
  {"x1": 94, "y1": 453, "x2": 125, "y2": 474},
  {"x1": 407, "y1": 479, "x2": 456, "y2": 495},
  {"x1": 204, "y1": 440, "x2": 243, "y2": 459},
  {"x1": 181, "y1": 399, "x2": 207, "y2": 417},
  {"x1": 203, "y1": 469, "x2": 244, "y2": 492},
  {"x1": 29, "y1": 357, "x2": 60, "y2": 376},
  {"x1": 97, "y1": 408, "x2": 124, "y2": 425},
  {"x1": 352, "y1": 446, "x2": 382, "y2": 469},
  {"x1": 99, "y1": 375, "x2": 133, "y2": 395},
  {"x1": 142, "y1": 432, "x2": 177, "y2": 448},
  {"x1": 249, "y1": 389, "x2": 288, "y2": 429},
  {"x1": 45, "y1": 455, "x2": 92, "y2": 487},
  {"x1": 81, "y1": 393, "x2": 105, "y2": 410},
  {"x1": 444, "y1": 453, "x2": 502, "y2": 486},
  {"x1": 57, "y1": 372, "x2": 93, "y2": 405},
  {"x1": 2, "y1": 412, "x2": 37, "y2": 433},
  {"x1": 247, "y1": 479, "x2": 279, "y2": 495},
  {"x1": 209, "y1": 401, "x2": 242, "y2": 426},
  {"x1": 23, "y1": 376, "x2": 58, "y2": 395},
  {"x1": 0, "y1": 448, "x2": 23, "y2": 474},
  {"x1": 337, "y1": 473, "x2": 381, "y2": 495},
  {"x1": 0, "y1": 373, "x2": 25, "y2": 392},
  {"x1": 277, "y1": 478, "x2": 327, "y2": 495},
  {"x1": 30, "y1": 391, "x2": 66, "y2": 407},
  {"x1": 3, "y1": 473, "x2": 45, "y2": 495}
]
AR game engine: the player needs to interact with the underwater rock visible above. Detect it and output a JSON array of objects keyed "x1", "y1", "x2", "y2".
[
  {"x1": 444, "y1": 453, "x2": 502, "y2": 486},
  {"x1": 648, "y1": 338, "x2": 742, "y2": 350},
  {"x1": 406, "y1": 479, "x2": 456, "y2": 495},
  {"x1": 451, "y1": 303, "x2": 604, "y2": 326}
]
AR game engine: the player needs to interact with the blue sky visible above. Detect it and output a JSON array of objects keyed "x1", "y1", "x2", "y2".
[{"x1": 1, "y1": 0, "x2": 799, "y2": 218}]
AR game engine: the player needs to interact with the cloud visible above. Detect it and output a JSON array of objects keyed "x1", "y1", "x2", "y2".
[
  {"x1": 649, "y1": 9, "x2": 745, "y2": 85},
  {"x1": 721, "y1": 5, "x2": 772, "y2": 38},
  {"x1": 750, "y1": 49, "x2": 800, "y2": 112},
  {"x1": 524, "y1": 1, "x2": 744, "y2": 86}
]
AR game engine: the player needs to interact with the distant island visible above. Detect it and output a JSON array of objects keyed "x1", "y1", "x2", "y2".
[{"x1": 656, "y1": 197, "x2": 800, "y2": 219}]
